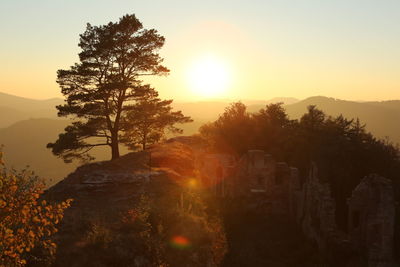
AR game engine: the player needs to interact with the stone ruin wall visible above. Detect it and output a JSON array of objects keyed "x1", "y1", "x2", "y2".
[
  {"x1": 347, "y1": 173, "x2": 396, "y2": 267},
  {"x1": 198, "y1": 150, "x2": 397, "y2": 267},
  {"x1": 196, "y1": 153, "x2": 235, "y2": 197},
  {"x1": 298, "y1": 163, "x2": 396, "y2": 267}
]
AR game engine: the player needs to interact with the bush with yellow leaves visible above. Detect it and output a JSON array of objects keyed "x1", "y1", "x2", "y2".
[{"x1": 0, "y1": 151, "x2": 72, "y2": 266}]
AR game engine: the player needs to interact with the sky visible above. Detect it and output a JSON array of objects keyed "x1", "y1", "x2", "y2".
[{"x1": 0, "y1": 0, "x2": 399, "y2": 101}]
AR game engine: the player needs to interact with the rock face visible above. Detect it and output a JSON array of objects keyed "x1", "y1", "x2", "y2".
[
  {"x1": 298, "y1": 163, "x2": 339, "y2": 252},
  {"x1": 297, "y1": 163, "x2": 359, "y2": 266},
  {"x1": 199, "y1": 150, "x2": 300, "y2": 215},
  {"x1": 48, "y1": 151, "x2": 155, "y2": 199},
  {"x1": 45, "y1": 138, "x2": 224, "y2": 267},
  {"x1": 197, "y1": 153, "x2": 235, "y2": 197},
  {"x1": 200, "y1": 150, "x2": 397, "y2": 267},
  {"x1": 348, "y1": 174, "x2": 396, "y2": 267},
  {"x1": 233, "y1": 150, "x2": 297, "y2": 214}
]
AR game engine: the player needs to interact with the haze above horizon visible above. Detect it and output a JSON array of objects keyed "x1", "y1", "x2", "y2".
[{"x1": 1, "y1": 0, "x2": 399, "y2": 101}]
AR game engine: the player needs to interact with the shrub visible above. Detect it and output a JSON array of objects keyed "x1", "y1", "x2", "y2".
[{"x1": 0, "y1": 152, "x2": 72, "y2": 266}]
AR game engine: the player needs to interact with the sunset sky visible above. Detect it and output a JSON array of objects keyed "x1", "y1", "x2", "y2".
[{"x1": 1, "y1": 0, "x2": 399, "y2": 101}]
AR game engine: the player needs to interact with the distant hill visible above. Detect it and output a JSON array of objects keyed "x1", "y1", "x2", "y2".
[
  {"x1": 0, "y1": 119, "x2": 78, "y2": 186},
  {"x1": 172, "y1": 97, "x2": 300, "y2": 135},
  {"x1": 0, "y1": 92, "x2": 300, "y2": 134},
  {"x1": 284, "y1": 96, "x2": 400, "y2": 144},
  {"x1": 1, "y1": 92, "x2": 399, "y2": 185},
  {"x1": 172, "y1": 97, "x2": 299, "y2": 120},
  {"x1": 0, "y1": 92, "x2": 63, "y2": 127},
  {"x1": 0, "y1": 92, "x2": 63, "y2": 110},
  {"x1": 1, "y1": 92, "x2": 399, "y2": 143},
  {"x1": 0, "y1": 118, "x2": 112, "y2": 186},
  {"x1": 0, "y1": 106, "x2": 29, "y2": 127},
  {"x1": 174, "y1": 96, "x2": 400, "y2": 144},
  {"x1": 242, "y1": 97, "x2": 300, "y2": 106}
]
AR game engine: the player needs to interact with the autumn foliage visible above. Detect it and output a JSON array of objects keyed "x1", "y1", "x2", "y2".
[{"x1": 0, "y1": 152, "x2": 72, "y2": 266}]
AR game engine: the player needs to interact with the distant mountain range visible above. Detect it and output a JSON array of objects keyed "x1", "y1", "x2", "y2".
[
  {"x1": 0, "y1": 92, "x2": 399, "y2": 185},
  {"x1": 285, "y1": 96, "x2": 400, "y2": 143},
  {"x1": 0, "y1": 118, "x2": 112, "y2": 187},
  {"x1": 174, "y1": 96, "x2": 400, "y2": 144},
  {"x1": 0, "y1": 92, "x2": 63, "y2": 127},
  {"x1": 0, "y1": 118, "x2": 78, "y2": 186},
  {"x1": 172, "y1": 97, "x2": 300, "y2": 122}
]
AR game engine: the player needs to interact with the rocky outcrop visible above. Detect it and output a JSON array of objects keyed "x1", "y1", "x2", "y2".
[
  {"x1": 197, "y1": 153, "x2": 235, "y2": 197},
  {"x1": 348, "y1": 174, "x2": 396, "y2": 267},
  {"x1": 200, "y1": 150, "x2": 397, "y2": 267},
  {"x1": 298, "y1": 163, "x2": 339, "y2": 251},
  {"x1": 298, "y1": 167, "x2": 396, "y2": 266},
  {"x1": 232, "y1": 150, "x2": 297, "y2": 214},
  {"x1": 45, "y1": 137, "x2": 227, "y2": 267},
  {"x1": 296, "y1": 163, "x2": 360, "y2": 266}
]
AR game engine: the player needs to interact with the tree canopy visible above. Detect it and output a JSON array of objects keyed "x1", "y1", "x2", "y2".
[
  {"x1": 48, "y1": 14, "x2": 182, "y2": 162},
  {"x1": 121, "y1": 87, "x2": 192, "y2": 150},
  {"x1": 199, "y1": 102, "x2": 253, "y2": 155}
]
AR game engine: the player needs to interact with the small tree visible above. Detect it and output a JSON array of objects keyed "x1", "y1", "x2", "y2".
[
  {"x1": 47, "y1": 14, "x2": 169, "y2": 162},
  {"x1": 0, "y1": 152, "x2": 72, "y2": 266},
  {"x1": 121, "y1": 87, "x2": 192, "y2": 150},
  {"x1": 252, "y1": 103, "x2": 295, "y2": 159},
  {"x1": 200, "y1": 102, "x2": 253, "y2": 154}
]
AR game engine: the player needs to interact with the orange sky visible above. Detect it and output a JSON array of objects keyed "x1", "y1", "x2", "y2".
[{"x1": 1, "y1": 0, "x2": 399, "y2": 101}]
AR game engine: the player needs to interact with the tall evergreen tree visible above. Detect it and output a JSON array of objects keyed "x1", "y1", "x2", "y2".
[{"x1": 47, "y1": 14, "x2": 169, "y2": 162}]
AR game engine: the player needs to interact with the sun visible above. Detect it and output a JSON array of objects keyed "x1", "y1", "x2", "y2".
[{"x1": 187, "y1": 55, "x2": 231, "y2": 98}]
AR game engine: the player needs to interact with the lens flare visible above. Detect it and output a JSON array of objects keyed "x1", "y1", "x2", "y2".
[
  {"x1": 170, "y1": 235, "x2": 191, "y2": 249},
  {"x1": 188, "y1": 178, "x2": 197, "y2": 188}
]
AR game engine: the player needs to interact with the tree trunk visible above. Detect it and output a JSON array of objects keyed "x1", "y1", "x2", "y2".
[
  {"x1": 142, "y1": 134, "x2": 147, "y2": 150},
  {"x1": 111, "y1": 132, "x2": 120, "y2": 160}
]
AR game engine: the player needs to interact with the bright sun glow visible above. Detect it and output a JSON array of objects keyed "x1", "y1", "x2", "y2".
[{"x1": 187, "y1": 55, "x2": 231, "y2": 98}]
